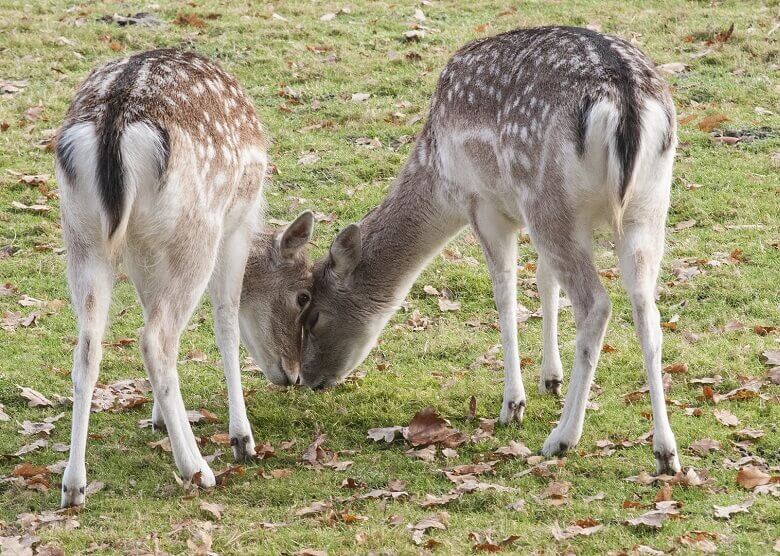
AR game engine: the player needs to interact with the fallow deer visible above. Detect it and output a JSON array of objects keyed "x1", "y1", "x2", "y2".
[
  {"x1": 299, "y1": 27, "x2": 681, "y2": 474},
  {"x1": 55, "y1": 49, "x2": 314, "y2": 507}
]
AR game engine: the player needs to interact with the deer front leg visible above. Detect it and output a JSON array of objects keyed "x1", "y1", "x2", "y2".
[
  {"x1": 536, "y1": 258, "x2": 564, "y2": 396},
  {"x1": 470, "y1": 201, "x2": 526, "y2": 423}
]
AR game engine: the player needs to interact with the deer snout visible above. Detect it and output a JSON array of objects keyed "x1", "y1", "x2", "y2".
[{"x1": 280, "y1": 357, "x2": 300, "y2": 386}]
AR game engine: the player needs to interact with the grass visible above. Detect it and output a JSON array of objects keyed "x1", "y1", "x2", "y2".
[{"x1": 1, "y1": 0, "x2": 779, "y2": 554}]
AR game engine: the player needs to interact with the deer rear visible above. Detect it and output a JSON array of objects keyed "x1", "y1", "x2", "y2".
[{"x1": 55, "y1": 49, "x2": 313, "y2": 507}]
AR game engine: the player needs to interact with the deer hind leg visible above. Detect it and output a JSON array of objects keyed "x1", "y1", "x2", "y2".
[
  {"x1": 537, "y1": 234, "x2": 611, "y2": 457},
  {"x1": 61, "y1": 245, "x2": 114, "y2": 508},
  {"x1": 536, "y1": 258, "x2": 564, "y2": 396},
  {"x1": 208, "y1": 209, "x2": 257, "y2": 462},
  {"x1": 126, "y1": 233, "x2": 219, "y2": 487},
  {"x1": 617, "y1": 219, "x2": 680, "y2": 474},
  {"x1": 469, "y1": 199, "x2": 527, "y2": 424}
]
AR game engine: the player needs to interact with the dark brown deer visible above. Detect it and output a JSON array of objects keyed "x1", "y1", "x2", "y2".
[{"x1": 298, "y1": 27, "x2": 680, "y2": 474}]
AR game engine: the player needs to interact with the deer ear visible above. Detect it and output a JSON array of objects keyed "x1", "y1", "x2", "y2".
[
  {"x1": 329, "y1": 224, "x2": 361, "y2": 278},
  {"x1": 278, "y1": 211, "x2": 314, "y2": 259}
]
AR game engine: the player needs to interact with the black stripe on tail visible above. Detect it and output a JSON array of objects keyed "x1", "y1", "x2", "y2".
[
  {"x1": 570, "y1": 28, "x2": 641, "y2": 204},
  {"x1": 96, "y1": 51, "x2": 168, "y2": 237}
]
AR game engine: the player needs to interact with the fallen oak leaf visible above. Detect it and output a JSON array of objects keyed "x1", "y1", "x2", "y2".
[
  {"x1": 199, "y1": 500, "x2": 224, "y2": 520},
  {"x1": 406, "y1": 445, "x2": 437, "y2": 462},
  {"x1": 187, "y1": 408, "x2": 220, "y2": 424},
  {"x1": 664, "y1": 362, "x2": 688, "y2": 374},
  {"x1": 655, "y1": 483, "x2": 673, "y2": 503},
  {"x1": 301, "y1": 433, "x2": 328, "y2": 465},
  {"x1": 12, "y1": 438, "x2": 48, "y2": 456},
  {"x1": 625, "y1": 506, "x2": 679, "y2": 529},
  {"x1": 689, "y1": 438, "x2": 721, "y2": 456},
  {"x1": 409, "y1": 512, "x2": 448, "y2": 545},
  {"x1": 494, "y1": 440, "x2": 532, "y2": 459},
  {"x1": 733, "y1": 428, "x2": 764, "y2": 440},
  {"x1": 17, "y1": 386, "x2": 54, "y2": 407},
  {"x1": 261, "y1": 468, "x2": 293, "y2": 479},
  {"x1": 366, "y1": 425, "x2": 404, "y2": 443},
  {"x1": 419, "y1": 493, "x2": 460, "y2": 508},
  {"x1": 11, "y1": 462, "x2": 50, "y2": 479},
  {"x1": 736, "y1": 466, "x2": 770, "y2": 490},
  {"x1": 470, "y1": 532, "x2": 520, "y2": 552},
  {"x1": 295, "y1": 501, "x2": 332, "y2": 517},
  {"x1": 213, "y1": 464, "x2": 245, "y2": 486},
  {"x1": 713, "y1": 409, "x2": 739, "y2": 427},
  {"x1": 714, "y1": 497, "x2": 754, "y2": 519},
  {"x1": 551, "y1": 518, "x2": 603, "y2": 540},
  {"x1": 405, "y1": 406, "x2": 467, "y2": 448}
]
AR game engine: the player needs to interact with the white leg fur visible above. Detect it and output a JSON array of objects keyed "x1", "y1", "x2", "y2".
[
  {"x1": 540, "y1": 239, "x2": 611, "y2": 456},
  {"x1": 617, "y1": 223, "x2": 680, "y2": 474},
  {"x1": 61, "y1": 252, "x2": 113, "y2": 508},
  {"x1": 132, "y1": 263, "x2": 216, "y2": 488},
  {"x1": 209, "y1": 218, "x2": 256, "y2": 461},
  {"x1": 536, "y1": 258, "x2": 564, "y2": 395},
  {"x1": 469, "y1": 202, "x2": 527, "y2": 423}
]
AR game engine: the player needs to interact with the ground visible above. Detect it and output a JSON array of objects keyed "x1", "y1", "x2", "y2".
[{"x1": 1, "y1": 1, "x2": 779, "y2": 554}]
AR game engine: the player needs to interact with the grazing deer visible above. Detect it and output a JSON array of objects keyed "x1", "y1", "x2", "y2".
[
  {"x1": 55, "y1": 49, "x2": 314, "y2": 507},
  {"x1": 299, "y1": 27, "x2": 681, "y2": 474}
]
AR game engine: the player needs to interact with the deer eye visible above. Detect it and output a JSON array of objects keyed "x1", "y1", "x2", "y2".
[{"x1": 296, "y1": 292, "x2": 311, "y2": 308}]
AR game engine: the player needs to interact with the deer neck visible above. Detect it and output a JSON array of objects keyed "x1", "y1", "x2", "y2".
[{"x1": 355, "y1": 150, "x2": 466, "y2": 310}]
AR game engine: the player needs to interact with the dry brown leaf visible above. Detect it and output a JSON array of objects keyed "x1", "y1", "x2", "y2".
[
  {"x1": 419, "y1": 493, "x2": 460, "y2": 508},
  {"x1": 626, "y1": 506, "x2": 678, "y2": 528},
  {"x1": 361, "y1": 488, "x2": 408, "y2": 500},
  {"x1": 210, "y1": 432, "x2": 231, "y2": 445},
  {"x1": 254, "y1": 442, "x2": 275, "y2": 460},
  {"x1": 11, "y1": 463, "x2": 50, "y2": 479},
  {"x1": 406, "y1": 445, "x2": 436, "y2": 462},
  {"x1": 736, "y1": 466, "x2": 770, "y2": 489},
  {"x1": 655, "y1": 483, "x2": 673, "y2": 502},
  {"x1": 173, "y1": 12, "x2": 205, "y2": 28},
  {"x1": 13, "y1": 438, "x2": 48, "y2": 456},
  {"x1": 470, "y1": 532, "x2": 520, "y2": 552},
  {"x1": 698, "y1": 114, "x2": 729, "y2": 132},
  {"x1": 663, "y1": 362, "x2": 689, "y2": 374},
  {"x1": 541, "y1": 480, "x2": 572, "y2": 506},
  {"x1": 714, "y1": 497, "x2": 753, "y2": 519},
  {"x1": 409, "y1": 512, "x2": 448, "y2": 545},
  {"x1": 302, "y1": 433, "x2": 328, "y2": 465},
  {"x1": 733, "y1": 428, "x2": 764, "y2": 440},
  {"x1": 261, "y1": 468, "x2": 293, "y2": 479},
  {"x1": 761, "y1": 350, "x2": 780, "y2": 366},
  {"x1": 713, "y1": 409, "x2": 739, "y2": 427},
  {"x1": 438, "y1": 297, "x2": 461, "y2": 312},
  {"x1": 689, "y1": 438, "x2": 722, "y2": 456},
  {"x1": 187, "y1": 409, "x2": 220, "y2": 424},
  {"x1": 405, "y1": 407, "x2": 467, "y2": 448},
  {"x1": 551, "y1": 518, "x2": 603, "y2": 540},
  {"x1": 494, "y1": 440, "x2": 532, "y2": 459},
  {"x1": 199, "y1": 501, "x2": 224, "y2": 520},
  {"x1": 366, "y1": 426, "x2": 404, "y2": 443},
  {"x1": 17, "y1": 386, "x2": 54, "y2": 407}
]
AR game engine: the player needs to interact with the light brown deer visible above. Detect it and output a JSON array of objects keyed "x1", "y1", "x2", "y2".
[
  {"x1": 299, "y1": 27, "x2": 681, "y2": 474},
  {"x1": 55, "y1": 49, "x2": 313, "y2": 507}
]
